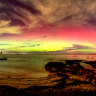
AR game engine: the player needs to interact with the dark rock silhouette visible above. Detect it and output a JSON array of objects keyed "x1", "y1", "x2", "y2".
[
  {"x1": 45, "y1": 61, "x2": 96, "y2": 88},
  {"x1": 84, "y1": 61, "x2": 96, "y2": 68},
  {"x1": 45, "y1": 62, "x2": 66, "y2": 73},
  {"x1": 0, "y1": 86, "x2": 20, "y2": 96}
]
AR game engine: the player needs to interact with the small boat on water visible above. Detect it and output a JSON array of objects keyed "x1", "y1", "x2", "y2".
[{"x1": 0, "y1": 52, "x2": 7, "y2": 60}]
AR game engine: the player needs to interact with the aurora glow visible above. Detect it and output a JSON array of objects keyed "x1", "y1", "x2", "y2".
[{"x1": 0, "y1": 0, "x2": 96, "y2": 54}]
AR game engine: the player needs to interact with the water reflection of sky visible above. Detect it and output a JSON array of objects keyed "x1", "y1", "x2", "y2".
[{"x1": 0, "y1": 54, "x2": 96, "y2": 78}]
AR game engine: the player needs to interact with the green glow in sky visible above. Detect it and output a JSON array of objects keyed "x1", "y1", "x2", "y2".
[{"x1": 0, "y1": 40, "x2": 95, "y2": 54}]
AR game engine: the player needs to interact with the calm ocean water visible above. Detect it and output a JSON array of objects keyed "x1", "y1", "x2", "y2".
[{"x1": 0, "y1": 54, "x2": 95, "y2": 78}]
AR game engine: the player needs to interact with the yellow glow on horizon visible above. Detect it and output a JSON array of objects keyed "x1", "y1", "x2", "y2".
[{"x1": 0, "y1": 40, "x2": 95, "y2": 53}]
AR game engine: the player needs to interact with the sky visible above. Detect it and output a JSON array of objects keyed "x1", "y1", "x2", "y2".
[{"x1": 0, "y1": 0, "x2": 96, "y2": 54}]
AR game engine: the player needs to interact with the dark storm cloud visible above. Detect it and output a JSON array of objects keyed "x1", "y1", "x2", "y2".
[
  {"x1": 61, "y1": 44, "x2": 95, "y2": 53},
  {"x1": 71, "y1": 44, "x2": 93, "y2": 49},
  {"x1": 0, "y1": 0, "x2": 40, "y2": 26},
  {"x1": 19, "y1": 46, "x2": 27, "y2": 47},
  {"x1": 66, "y1": 48, "x2": 75, "y2": 50},
  {"x1": 19, "y1": 43, "x2": 40, "y2": 48},
  {"x1": 62, "y1": 44, "x2": 94, "y2": 51},
  {"x1": 0, "y1": 44, "x2": 11, "y2": 45},
  {"x1": 42, "y1": 35, "x2": 47, "y2": 38},
  {"x1": 0, "y1": 0, "x2": 40, "y2": 15},
  {"x1": 51, "y1": 44, "x2": 93, "y2": 54},
  {"x1": 59, "y1": 44, "x2": 95, "y2": 54},
  {"x1": 29, "y1": 44, "x2": 40, "y2": 47},
  {"x1": 1, "y1": 0, "x2": 96, "y2": 30}
]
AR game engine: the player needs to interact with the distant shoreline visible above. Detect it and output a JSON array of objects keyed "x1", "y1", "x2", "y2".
[{"x1": 2, "y1": 53, "x2": 96, "y2": 55}]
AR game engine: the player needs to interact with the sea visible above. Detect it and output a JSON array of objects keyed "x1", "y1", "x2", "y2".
[
  {"x1": 0, "y1": 54, "x2": 95, "y2": 78},
  {"x1": 0, "y1": 54, "x2": 95, "y2": 88}
]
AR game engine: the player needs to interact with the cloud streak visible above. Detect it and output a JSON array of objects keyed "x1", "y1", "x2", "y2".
[
  {"x1": 70, "y1": 44, "x2": 93, "y2": 49},
  {"x1": 0, "y1": 20, "x2": 21, "y2": 35},
  {"x1": 58, "y1": 44, "x2": 96, "y2": 54},
  {"x1": 0, "y1": 0, "x2": 96, "y2": 30}
]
